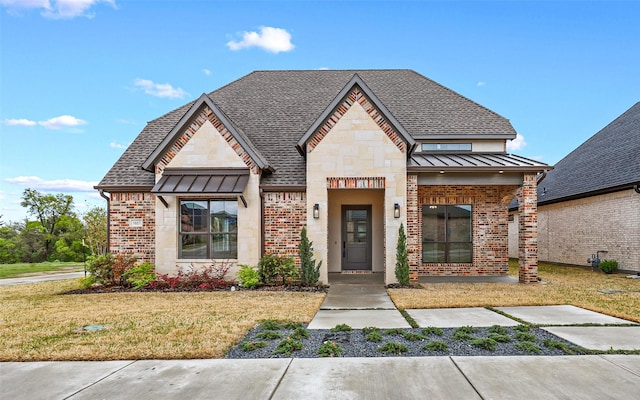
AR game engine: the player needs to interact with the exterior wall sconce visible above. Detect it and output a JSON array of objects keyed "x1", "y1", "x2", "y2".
[
  {"x1": 313, "y1": 203, "x2": 319, "y2": 219},
  {"x1": 394, "y1": 203, "x2": 400, "y2": 218}
]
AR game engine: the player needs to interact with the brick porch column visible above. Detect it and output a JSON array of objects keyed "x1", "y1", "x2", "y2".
[
  {"x1": 518, "y1": 173, "x2": 538, "y2": 283},
  {"x1": 406, "y1": 175, "x2": 420, "y2": 274}
]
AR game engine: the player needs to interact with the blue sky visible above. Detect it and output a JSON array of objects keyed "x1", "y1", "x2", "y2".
[{"x1": 1, "y1": 0, "x2": 639, "y2": 223}]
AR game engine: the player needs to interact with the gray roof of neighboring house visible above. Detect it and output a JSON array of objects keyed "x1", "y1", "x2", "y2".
[
  {"x1": 537, "y1": 102, "x2": 640, "y2": 205},
  {"x1": 97, "y1": 70, "x2": 519, "y2": 189}
]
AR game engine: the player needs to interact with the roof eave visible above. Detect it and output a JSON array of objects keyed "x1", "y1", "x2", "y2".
[
  {"x1": 413, "y1": 133, "x2": 516, "y2": 140},
  {"x1": 93, "y1": 185, "x2": 154, "y2": 193},
  {"x1": 407, "y1": 166, "x2": 551, "y2": 173}
]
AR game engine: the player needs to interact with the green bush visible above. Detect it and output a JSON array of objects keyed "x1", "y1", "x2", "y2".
[
  {"x1": 77, "y1": 275, "x2": 97, "y2": 289},
  {"x1": 256, "y1": 331, "x2": 284, "y2": 340},
  {"x1": 471, "y1": 337, "x2": 499, "y2": 351},
  {"x1": 378, "y1": 342, "x2": 408, "y2": 354},
  {"x1": 330, "y1": 323, "x2": 352, "y2": 332},
  {"x1": 365, "y1": 331, "x2": 383, "y2": 342},
  {"x1": 299, "y1": 227, "x2": 322, "y2": 286},
  {"x1": 273, "y1": 338, "x2": 303, "y2": 356},
  {"x1": 422, "y1": 327, "x2": 444, "y2": 336},
  {"x1": 237, "y1": 264, "x2": 260, "y2": 288},
  {"x1": 258, "y1": 254, "x2": 297, "y2": 285},
  {"x1": 599, "y1": 259, "x2": 619, "y2": 274},
  {"x1": 515, "y1": 341, "x2": 541, "y2": 354},
  {"x1": 123, "y1": 262, "x2": 156, "y2": 290},
  {"x1": 86, "y1": 253, "x2": 114, "y2": 285},
  {"x1": 241, "y1": 341, "x2": 267, "y2": 352},
  {"x1": 260, "y1": 320, "x2": 283, "y2": 331},
  {"x1": 395, "y1": 223, "x2": 410, "y2": 286},
  {"x1": 423, "y1": 341, "x2": 448, "y2": 352},
  {"x1": 317, "y1": 341, "x2": 343, "y2": 357},
  {"x1": 290, "y1": 327, "x2": 310, "y2": 340}
]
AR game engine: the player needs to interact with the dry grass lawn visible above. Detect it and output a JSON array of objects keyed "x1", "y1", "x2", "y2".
[
  {"x1": 389, "y1": 260, "x2": 640, "y2": 323},
  {"x1": 0, "y1": 280, "x2": 325, "y2": 361}
]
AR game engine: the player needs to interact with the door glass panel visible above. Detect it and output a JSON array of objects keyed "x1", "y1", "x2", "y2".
[{"x1": 346, "y1": 210, "x2": 367, "y2": 244}]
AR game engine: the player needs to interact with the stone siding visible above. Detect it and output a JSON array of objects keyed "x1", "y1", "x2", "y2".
[{"x1": 109, "y1": 192, "x2": 155, "y2": 264}]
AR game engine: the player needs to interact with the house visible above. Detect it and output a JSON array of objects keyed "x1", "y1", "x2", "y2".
[
  {"x1": 96, "y1": 70, "x2": 551, "y2": 284},
  {"x1": 509, "y1": 102, "x2": 640, "y2": 272}
]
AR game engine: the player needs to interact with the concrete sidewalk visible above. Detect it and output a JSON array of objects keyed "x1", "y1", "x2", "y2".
[
  {"x1": 2, "y1": 355, "x2": 640, "y2": 399},
  {"x1": 0, "y1": 271, "x2": 84, "y2": 286}
]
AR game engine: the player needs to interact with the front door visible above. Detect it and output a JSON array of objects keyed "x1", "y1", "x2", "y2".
[{"x1": 342, "y1": 205, "x2": 372, "y2": 270}]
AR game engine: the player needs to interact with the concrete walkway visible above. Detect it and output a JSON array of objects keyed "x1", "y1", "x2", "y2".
[
  {"x1": 0, "y1": 271, "x2": 84, "y2": 286},
  {"x1": 3, "y1": 272, "x2": 640, "y2": 399}
]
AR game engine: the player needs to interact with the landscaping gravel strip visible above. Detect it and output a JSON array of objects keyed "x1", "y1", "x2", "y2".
[{"x1": 226, "y1": 324, "x2": 586, "y2": 359}]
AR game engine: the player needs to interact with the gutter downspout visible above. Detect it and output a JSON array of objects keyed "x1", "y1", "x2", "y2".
[
  {"x1": 634, "y1": 183, "x2": 640, "y2": 194},
  {"x1": 99, "y1": 190, "x2": 110, "y2": 252}
]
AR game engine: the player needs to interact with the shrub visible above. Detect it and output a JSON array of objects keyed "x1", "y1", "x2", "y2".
[
  {"x1": 423, "y1": 341, "x2": 448, "y2": 352},
  {"x1": 422, "y1": 326, "x2": 444, "y2": 336},
  {"x1": 237, "y1": 264, "x2": 260, "y2": 288},
  {"x1": 317, "y1": 341, "x2": 343, "y2": 357},
  {"x1": 123, "y1": 262, "x2": 156, "y2": 290},
  {"x1": 149, "y1": 264, "x2": 233, "y2": 291},
  {"x1": 488, "y1": 333, "x2": 511, "y2": 343},
  {"x1": 283, "y1": 322, "x2": 303, "y2": 330},
  {"x1": 456, "y1": 325, "x2": 478, "y2": 334},
  {"x1": 273, "y1": 338, "x2": 303, "y2": 356},
  {"x1": 299, "y1": 227, "x2": 322, "y2": 286},
  {"x1": 260, "y1": 320, "x2": 283, "y2": 331},
  {"x1": 77, "y1": 275, "x2": 97, "y2": 289},
  {"x1": 290, "y1": 327, "x2": 310, "y2": 340},
  {"x1": 256, "y1": 331, "x2": 284, "y2": 340},
  {"x1": 488, "y1": 325, "x2": 509, "y2": 335},
  {"x1": 402, "y1": 332, "x2": 427, "y2": 341},
  {"x1": 599, "y1": 259, "x2": 619, "y2": 274},
  {"x1": 241, "y1": 341, "x2": 267, "y2": 352},
  {"x1": 331, "y1": 324, "x2": 352, "y2": 332},
  {"x1": 111, "y1": 253, "x2": 138, "y2": 285},
  {"x1": 208, "y1": 259, "x2": 232, "y2": 280},
  {"x1": 258, "y1": 254, "x2": 296, "y2": 285},
  {"x1": 362, "y1": 326, "x2": 380, "y2": 335},
  {"x1": 365, "y1": 331, "x2": 383, "y2": 342},
  {"x1": 379, "y1": 342, "x2": 408, "y2": 354},
  {"x1": 514, "y1": 332, "x2": 536, "y2": 342},
  {"x1": 471, "y1": 337, "x2": 499, "y2": 351},
  {"x1": 514, "y1": 324, "x2": 530, "y2": 333},
  {"x1": 395, "y1": 223, "x2": 410, "y2": 286},
  {"x1": 452, "y1": 331, "x2": 473, "y2": 341},
  {"x1": 543, "y1": 340, "x2": 575, "y2": 354},
  {"x1": 384, "y1": 328, "x2": 405, "y2": 336},
  {"x1": 515, "y1": 341, "x2": 541, "y2": 354},
  {"x1": 86, "y1": 253, "x2": 114, "y2": 285}
]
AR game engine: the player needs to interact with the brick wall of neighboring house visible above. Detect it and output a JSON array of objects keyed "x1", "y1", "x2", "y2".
[
  {"x1": 109, "y1": 192, "x2": 156, "y2": 264},
  {"x1": 417, "y1": 185, "x2": 519, "y2": 276},
  {"x1": 262, "y1": 192, "x2": 307, "y2": 263},
  {"x1": 510, "y1": 189, "x2": 640, "y2": 273}
]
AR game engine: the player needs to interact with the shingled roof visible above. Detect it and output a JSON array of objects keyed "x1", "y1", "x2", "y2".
[
  {"x1": 97, "y1": 69, "x2": 518, "y2": 190},
  {"x1": 537, "y1": 101, "x2": 640, "y2": 205}
]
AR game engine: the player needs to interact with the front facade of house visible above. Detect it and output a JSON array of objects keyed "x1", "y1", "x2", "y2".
[
  {"x1": 97, "y1": 70, "x2": 550, "y2": 284},
  {"x1": 509, "y1": 102, "x2": 640, "y2": 272}
]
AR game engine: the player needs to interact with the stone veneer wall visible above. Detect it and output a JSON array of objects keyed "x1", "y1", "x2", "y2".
[
  {"x1": 109, "y1": 192, "x2": 156, "y2": 264},
  {"x1": 263, "y1": 192, "x2": 307, "y2": 263},
  {"x1": 417, "y1": 185, "x2": 519, "y2": 275}
]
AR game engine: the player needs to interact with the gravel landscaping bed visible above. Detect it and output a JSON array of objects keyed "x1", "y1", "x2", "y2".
[{"x1": 226, "y1": 322, "x2": 587, "y2": 359}]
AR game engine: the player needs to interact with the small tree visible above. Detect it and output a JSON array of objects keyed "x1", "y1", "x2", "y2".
[
  {"x1": 395, "y1": 223, "x2": 410, "y2": 286},
  {"x1": 299, "y1": 227, "x2": 321, "y2": 286}
]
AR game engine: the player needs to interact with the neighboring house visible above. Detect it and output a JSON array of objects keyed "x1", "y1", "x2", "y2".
[
  {"x1": 509, "y1": 102, "x2": 640, "y2": 272},
  {"x1": 96, "y1": 70, "x2": 551, "y2": 284}
]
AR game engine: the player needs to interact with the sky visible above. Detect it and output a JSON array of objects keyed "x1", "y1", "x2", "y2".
[{"x1": 1, "y1": 0, "x2": 639, "y2": 223}]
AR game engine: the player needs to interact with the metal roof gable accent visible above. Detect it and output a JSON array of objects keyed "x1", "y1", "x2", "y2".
[
  {"x1": 141, "y1": 93, "x2": 270, "y2": 172},
  {"x1": 152, "y1": 168, "x2": 250, "y2": 195},
  {"x1": 295, "y1": 74, "x2": 416, "y2": 156},
  {"x1": 408, "y1": 153, "x2": 552, "y2": 172}
]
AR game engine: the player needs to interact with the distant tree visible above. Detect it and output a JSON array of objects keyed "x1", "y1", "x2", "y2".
[
  {"x1": 83, "y1": 206, "x2": 107, "y2": 256},
  {"x1": 0, "y1": 222, "x2": 20, "y2": 263},
  {"x1": 16, "y1": 220, "x2": 47, "y2": 262},
  {"x1": 20, "y1": 189, "x2": 75, "y2": 260}
]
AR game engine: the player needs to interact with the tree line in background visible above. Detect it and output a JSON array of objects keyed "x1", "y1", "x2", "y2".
[{"x1": 0, "y1": 189, "x2": 107, "y2": 264}]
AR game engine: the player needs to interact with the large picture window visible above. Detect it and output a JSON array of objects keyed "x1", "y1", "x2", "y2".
[
  {"x1": 179, "y1": 199, "x2": 238, "y2": 259},
  {"x1": 422, "y1": 205, "x2": 472, "y2": 263}
]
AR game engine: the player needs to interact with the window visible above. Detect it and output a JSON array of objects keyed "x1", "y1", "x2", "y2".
[
  {"x1": 422, "y1": 205, "x2": 472, "y2": 263},
  {"x1": 421, "y1": 143, "x2": 472, "y2": 152},
  {"x1": 179, "y1": 199, "x2": 238, "y2": 259}
]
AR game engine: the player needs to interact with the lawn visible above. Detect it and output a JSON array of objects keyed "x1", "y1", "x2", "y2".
[
  {"x1": 0, "y1": 262, "x2": 84, "y2": 279},
  {"x1": 1, "y1": 260, "x2": 639, "y2": 361},
  {"x1": 389, "y1": 260, "x2": 640, "y2": 323}
]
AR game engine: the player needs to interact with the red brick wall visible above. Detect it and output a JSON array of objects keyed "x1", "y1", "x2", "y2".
[
  {"x1": 109, "y1": 192, "x2": 155, "y2": 264},
  {"x1": 518, "y1": 173, "x2": 538, "y2": 283},
  {"x1": 406, "y1": 175, "x2": 420, "y2": 271},
  {"x1": 417, "y1": 185, "x2": 519, "y2": 276},
  {"x1": 263, "y1": 192, "x2": 307, "y2": 262}
]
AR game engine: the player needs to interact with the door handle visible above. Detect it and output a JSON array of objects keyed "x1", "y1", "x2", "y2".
[{"x1": 342, "y1": 241, "x2": 346, "y2": 258}]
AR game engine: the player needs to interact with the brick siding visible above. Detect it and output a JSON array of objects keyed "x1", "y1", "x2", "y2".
[
  {"x1": 416, "y1": 184, "x2": 519, "y2": 276},
  {"x1": 109, "y1": 192, "x2": 155, "y2": 264},
  {"x1": 518, "y1": 174, "x2": 538, "y2": 283},
  {"x1": 263, "y1": 192, "x2": 307, "y2": 263}
]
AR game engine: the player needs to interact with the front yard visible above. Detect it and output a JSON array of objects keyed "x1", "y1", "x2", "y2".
[{"x1": 1, "y1": 260, "x2": 638, "y2": 361}]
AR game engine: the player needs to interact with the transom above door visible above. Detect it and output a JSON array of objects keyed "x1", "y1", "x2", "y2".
[{"x1": 341, "y1": 205, "x2": 372, "y2": 270}]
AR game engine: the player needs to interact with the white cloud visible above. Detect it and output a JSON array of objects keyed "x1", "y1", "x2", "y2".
[
  {"x1": 227, "y1": 26, "x2": 294, "y2": 54},
  {"x1": 477, "y1": 81, "x2": 486, "y2": 87},
  {"x1": 202, "y1": 68, "x2": 211, "y2": 76},
  {"x1": 4, "y1": 176, "x2": 98, "y2": 192},
  {"x1": 38, "y1": 115, "x2": 87, "y2": 130},
  {"x1": 3, "y1": 118, "x2": 37, "y2": 126},
  {"x1": 0, "y1": 0, "x2": 116, "y2": 19},
  {"x1": 109, "y1": 141, "x2": 127, "y2": 149},
  {"x1": 134, "y1": 78, "x2": 189, "y2": 99},
  {"x1": 506, "y1": 133, "x2": 527, "y2": 151}
]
